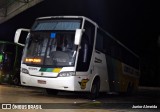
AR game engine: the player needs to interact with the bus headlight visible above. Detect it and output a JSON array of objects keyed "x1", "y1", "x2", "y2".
[
  {"x1": 21, "y1": 68, "x2": 29, "y2": 74},
  {"x1": 58, "y1": 72, "x2": 75, "y2": 77}
]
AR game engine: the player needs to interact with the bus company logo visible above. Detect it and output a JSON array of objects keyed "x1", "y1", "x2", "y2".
[
  {"x1": 41, "y1": 72, "x2": 44, "y2": 76},
  {"x1": 2, "y1": 104, "x2": 11, "y2": 109},
  {"x1": 28, "y1": 67, "x2": 38, "y2": 71},
  {"x1": 78, "y1": 79, "x2": 89, "y2": 89}
]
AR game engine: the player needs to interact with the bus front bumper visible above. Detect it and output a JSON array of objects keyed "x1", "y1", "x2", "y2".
[{"x1": 20, "y1": 73, "x2": 88, "y2": 91}]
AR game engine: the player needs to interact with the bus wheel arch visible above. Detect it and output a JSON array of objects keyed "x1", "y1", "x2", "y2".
[
  {"x1": 89, "y1": 75, "x2": 100, "y2": 100},
  {"x1": 126, "y1": 82, "x2": 134, "y2": 95}
]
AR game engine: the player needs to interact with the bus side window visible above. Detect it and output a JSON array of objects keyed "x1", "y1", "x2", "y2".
[
  {"x1": 81, "y1": 33, "x2": 89, "y2": 63},
  {"x1": 95, "y1": 32, "x2": 103, "y2": 52},
  {"x1": 76, "y1": 20, "x2": 95, "y2": 72}
]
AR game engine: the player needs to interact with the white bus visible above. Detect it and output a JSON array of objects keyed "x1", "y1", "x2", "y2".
[{"x1": 14, "y1": 16, "x2": 140, "y2": 99}]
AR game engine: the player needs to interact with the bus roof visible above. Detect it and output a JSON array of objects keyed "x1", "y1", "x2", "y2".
[{"x1": 36, "y1": 16, "x2": 98, "y2": 27}]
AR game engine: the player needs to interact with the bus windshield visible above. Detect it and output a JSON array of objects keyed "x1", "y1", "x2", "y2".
[
  {"x1": 23, "y1": 19, "x2": 82, "y2": 67},
  {"x1": 23, "y1": 31, "x2": 77, "y2": 67}
]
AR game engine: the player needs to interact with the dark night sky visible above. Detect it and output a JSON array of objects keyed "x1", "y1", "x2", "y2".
[{"x1": 0, "y1": 0, "x2": 160, "y2": 86}]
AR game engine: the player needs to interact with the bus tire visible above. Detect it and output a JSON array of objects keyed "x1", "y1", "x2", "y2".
[
  {"x1": 89, "y1": 78, "x2": 100, "y2": 100},
  {"x1": 13, "y1": 77, "x2": 20, "y2": 85},
  {"x1": 126, "y1": 83, "x2": 133, "y2": 96},
  {"x1": 46, "y1": 89, "x2": 58, "y2": 95}
]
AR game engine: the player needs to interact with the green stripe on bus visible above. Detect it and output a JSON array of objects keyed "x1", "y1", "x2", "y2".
[
  {"x1": 39, "y1": 68, "x2": 62, "y2": 73},
  {"x1": 46, "y1": 68, "x2": 53, "y2": 72},
  {"x1": 39, "y1": 68, "x2": 47, "y2": 72}
]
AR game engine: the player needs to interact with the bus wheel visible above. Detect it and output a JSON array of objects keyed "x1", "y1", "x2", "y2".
[
  {"x1": 46, "y1": 89, "x2": 58, "y2": 95},
  {"x1": 126, "y1": 83, "x2": 133, "y2": 96},
  {"x1": 13, "y1": 77, "x2": 20, "y2": 85},
  {"x1": 89, "y1": 79, "x2": 100, "y2": 100}
]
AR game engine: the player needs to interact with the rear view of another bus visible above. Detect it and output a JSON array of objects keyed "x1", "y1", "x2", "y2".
[{"x1": 0, "y1": 41, "x2": 23, "y2": 85}]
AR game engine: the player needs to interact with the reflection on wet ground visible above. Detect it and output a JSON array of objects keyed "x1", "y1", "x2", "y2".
[{"x1": 0, "y1": 85, "x2": 160, "y2": 112}]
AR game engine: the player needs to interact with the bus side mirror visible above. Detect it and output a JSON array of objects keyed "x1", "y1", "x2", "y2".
[
  {"x1": 14, "y1": 28, "x2": 30, "y2": 46},
  {"x1": 74, "y1": 29, "x2": 84, "y2": 45}
]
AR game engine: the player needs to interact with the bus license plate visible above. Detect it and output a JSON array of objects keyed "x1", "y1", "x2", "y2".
[{"x1": 38, "y1": 80, "x2": 46, "y2": 84}]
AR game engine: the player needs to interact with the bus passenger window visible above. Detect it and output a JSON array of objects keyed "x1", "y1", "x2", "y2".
[
  {"x1": 76, "y1": 20, "x2": 95, "y2": 72},
  {"x1": 78, "y1": 33, "x2": 89, "y2": 63}
]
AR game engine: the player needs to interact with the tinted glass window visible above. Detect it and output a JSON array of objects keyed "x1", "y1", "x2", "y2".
[
  {"x1": 32, "y1": 19, "x2": 81, "y2": 31},
  {"x1": 76, "y1": 20, "x2": 95, "y2": 71}
]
